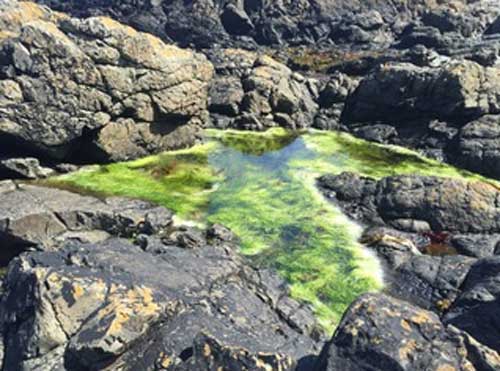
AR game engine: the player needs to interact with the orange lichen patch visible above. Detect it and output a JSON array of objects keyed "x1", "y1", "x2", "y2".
[
  {"x1": 94, "y1": 16, "x2": 138, "y2": 37},
  {"x1": 401, "y1": 319, "x2": 412, "y2": 332},
  {"x1": 98, "y1": 286, "x2": 162, "y2": 336},
  {"x1": 160, "y1": 354, "x2": 172, "y2": 368},
  {"x1": 0, "y1": 31, "x2": 15, "y2": 40},
  {"x1": 399, "y1": 339, "x2": 417, "y2": 361},
  {"x1": 0, "y1": 2, "x2": 67, "y2": 36},
  {"x1": 436, "y1": 364, "x2": 457, "y2": 371},
  {"x1": 72, "y1": 283, "x2": 85, "y2": 299},
  {"x1": 144, "y1": 34, "x2": 193, "y2": 60},
  {"x1": 410, "y1": 311, "x2": 434, "y2": 325},
  {"x1": 27, "y1": 20, "x2": 72, "y2": 43},
  {"x1": 380, "y1": 306, "x2": 399, "y2": 318},
  {"x1": 255, "y1": 358, "x2": 273, "y2": 371},
  {"x1": 203, "y1": 343, "x2": 212, "y2": 357}
]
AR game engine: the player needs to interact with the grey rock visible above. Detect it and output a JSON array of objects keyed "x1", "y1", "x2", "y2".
[
  {"x1": 343, "y1": 61, "x2": 500, "y2": 124},
  {"x1": 0, "y1": 184, "x2": 174, "y2": 260},
  {"x1": 319, "y1": 172, "x2": 500, "y2": 234},
  {"x1": 0, "y1": 157, "x2": 54, "y2": 179}
]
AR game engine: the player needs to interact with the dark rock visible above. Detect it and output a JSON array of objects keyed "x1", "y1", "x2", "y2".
[
  {"x1": 0, "y1": 184, "x2": 173, "y2": 262},
  {"x1": 343, "y1": 61, "x2": 500, "y2": 124},
  {"x1": 456, "y1": 115, "x2": 500, "y2": 179},
  {"x1": 450, "y1": 234, "x2": 500, "y2": 259},
  {"x1": 391, "y1": 254, "x2": 475, "y2": 312},
  {"x1": 221, "y1": 4, "x2": 254, "y2": 36},
  {"x1": 444, "y1": 256, "x2": 500, "y2": 352},
  {"x1": 315, "y1": 293, "x2": 498, "y2": 371},
  {"x1": 0, "y1": 226, "x2": 320, "y2": 370},
  {"x1": 320, "y1": 172, "x2": 500, "y2": 234},
  {"x1": 208, "y1": 76, "x2": 244, "y2": 116},
  {"x1": 486, "y1": 16, "x2": 500, "y2": 35}
]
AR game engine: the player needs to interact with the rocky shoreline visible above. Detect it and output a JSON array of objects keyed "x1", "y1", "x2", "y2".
[{"x1": 0, "y1": 0, "x2": 499, "y2": 370}]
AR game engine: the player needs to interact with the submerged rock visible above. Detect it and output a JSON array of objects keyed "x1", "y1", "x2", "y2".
[{"x1": 0, "y1": 4, "x2": 213, "y2": 169}]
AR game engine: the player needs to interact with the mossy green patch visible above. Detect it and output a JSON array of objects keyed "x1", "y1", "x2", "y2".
[
  {"x1": 49, "y1": 143, "x2": 222, "y2": 219},
  {"x1": 46, "y1": 129, "x2": 497, "y2": 333}
]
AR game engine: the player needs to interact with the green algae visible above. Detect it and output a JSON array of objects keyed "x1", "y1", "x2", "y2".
[
  {"x1": 50, "y1": 143, "x2": 221, "y2": 218},
  {"x1": 46, "y1": 129, "x2": 496, "y2": 332}
]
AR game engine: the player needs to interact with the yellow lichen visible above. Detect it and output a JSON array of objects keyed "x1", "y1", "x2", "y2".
[{"x1": 400, "y1": 319, "x2": 412, "y2": 332}]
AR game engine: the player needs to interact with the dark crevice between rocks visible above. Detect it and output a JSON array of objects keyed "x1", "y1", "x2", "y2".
[
  {"x1": 179, "y1": 347, "x2": 194, "y2": 362},
  {"x1": 0, "y1": 232, "x2": 34, "y2": 269}
]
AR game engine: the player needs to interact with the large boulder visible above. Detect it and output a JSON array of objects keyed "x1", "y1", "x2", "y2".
[
  {"x1": 0, "y1": 184, "x2": 321, "y2": 370},
  {"x1": 319, "y1": 172, "x2": 500, "y2": 234},
  {"x1": 456, "y1": 114, "x2": 500, "y2": 179},
  {"x1": 444, "y1": 257, "x2": 500, "y2": 352},
  {"x1": 0, "y1": 6, "x2": 213, "y2": 165},
  {"x1": 315, "y1": 293, "x2": 500, "y2": 371},
  {"x1": 342, "y1": 61, "x2": 500, "y2": 124},
  {"x1": 0, "y1": 181, "x2": 173, "y2": 264}
]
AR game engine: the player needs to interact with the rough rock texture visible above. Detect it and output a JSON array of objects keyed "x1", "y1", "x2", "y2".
[
  {"x1": 0, "y1": 181, "x2": 174, "y2": 264},
  {"x1": 343, "y1": 61, "x2": 500, "y2": 124},
  {"x1": 0, "y1": 184, "x2": 321, "y2": 370},
  {"x1": 444, "y1": 256, "x2": 500, "y2": 352},
  {"x1": 319, "y1": 172, "x2": 500, "y2": 234},
  {"x1": 456, "y1": 114, "x2": 500, "y2": 179},
  {"x1": 318, "y1": 172, "x2": 500, "y2": 337},
  {"x1": 315, "y1": 293, "x2": 500, "y2": 371},
  {"x1": 32, "y1": 0, "x2": 483, "y2": 49},
  {"x1": 0, "y1": 5, "x2": 213, "y2": 166},
  {"x1": 207, "y1": 49, "x2": 319, "y2": 130}
]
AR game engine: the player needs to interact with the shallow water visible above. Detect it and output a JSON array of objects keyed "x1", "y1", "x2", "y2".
[{"x1": 51, "y1": 129, "x2": 490, "y2": 331}]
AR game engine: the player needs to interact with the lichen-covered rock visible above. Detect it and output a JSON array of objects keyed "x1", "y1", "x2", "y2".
[
  {"x1": 315, "y1": 293, "x2": 500, "y2": 371},
  {"x1": 0, "y1": 6, "x2": 213, "y2": 165},
  {"x1": 0, "y1": 204, "x2": 321, "y2": 370},
  {"x1": 343, "y1": 61, "x2": 500, "y2": 124},
  {"x1": 207, "y1": 49, "x2": 318, "y2": 130}
]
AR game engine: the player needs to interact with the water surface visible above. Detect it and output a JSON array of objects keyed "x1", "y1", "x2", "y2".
[{"x1": 51, "y1": 129, "x2": 488, "y2": 330}]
